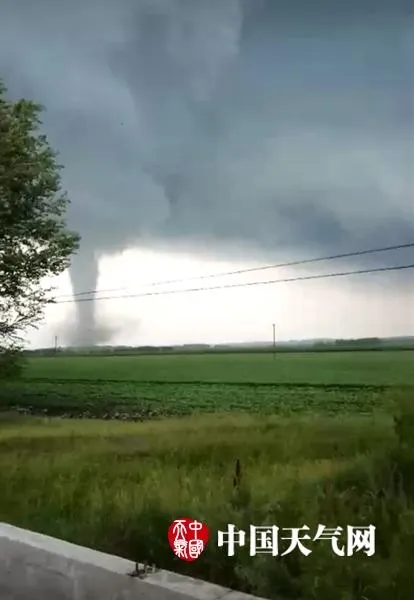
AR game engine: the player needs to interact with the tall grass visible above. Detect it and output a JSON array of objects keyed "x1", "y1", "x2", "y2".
[{"x1": 1, "y1": 406, "x2": 412, "y2": 599}]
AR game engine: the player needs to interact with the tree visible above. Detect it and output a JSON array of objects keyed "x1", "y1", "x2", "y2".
[{"x1": 0, "y1": 80, "x2": 80, "y2": 376}]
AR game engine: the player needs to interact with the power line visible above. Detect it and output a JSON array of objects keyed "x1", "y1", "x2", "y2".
[
  {"x1": 54, "y1": 263, "x2": 414, "y2": 305},
  {"x1": 59, "y1": 241, "x2": 414, "y2": 299}
]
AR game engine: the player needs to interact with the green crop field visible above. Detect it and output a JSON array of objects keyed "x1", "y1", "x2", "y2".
[
  {"x1": 20, "y1": 350, "x2": 414, "y2": 385},
  {"x1": 1, "y1": 350, "x2": 412, "y2": 419}
]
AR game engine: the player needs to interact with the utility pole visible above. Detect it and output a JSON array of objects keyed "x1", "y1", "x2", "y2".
[
  {"x1": 54, "y1": 335, "x2": 58, "y2": 354},
  {"x1": 272, "y1": 323, "x2": 276, "y2": 360}
]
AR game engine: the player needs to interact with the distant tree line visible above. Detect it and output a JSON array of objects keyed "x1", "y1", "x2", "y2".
[{"x1": 22, "y1": 338, "x2": 414, "y2": 358}]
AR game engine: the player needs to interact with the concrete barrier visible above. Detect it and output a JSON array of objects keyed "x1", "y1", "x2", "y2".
[{"x1": 0, "y1": 523, "x2": 268, "y2": 600}]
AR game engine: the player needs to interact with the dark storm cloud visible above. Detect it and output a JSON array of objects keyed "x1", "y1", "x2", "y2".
[
  {"x1": 1, "y1": 0, "x2": 412, "y2": 255},
  {"x1": 1, "y1": 0, "x2": 413, "y2": 342}
]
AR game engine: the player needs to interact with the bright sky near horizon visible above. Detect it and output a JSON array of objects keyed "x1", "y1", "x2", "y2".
[{"x1": 27, "y1": 248, "x2": 414, "y2": 349}]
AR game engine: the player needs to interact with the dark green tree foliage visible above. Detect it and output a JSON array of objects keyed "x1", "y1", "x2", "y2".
[{"x1": 0, "y1": 80, "x2": 79, "y2": 376}]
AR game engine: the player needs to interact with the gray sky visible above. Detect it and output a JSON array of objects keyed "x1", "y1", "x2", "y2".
[{"x1": 1, "y1": 0, "x2": 413, "y2": 346}]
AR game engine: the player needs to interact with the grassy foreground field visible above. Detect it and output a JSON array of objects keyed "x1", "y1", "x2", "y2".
[
  {"x1": 0, "y1": 350, "x2": 413, "y2": 598},
  {"x1": 1, "y1": 410, "x2": 413, "y2": 600}
]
